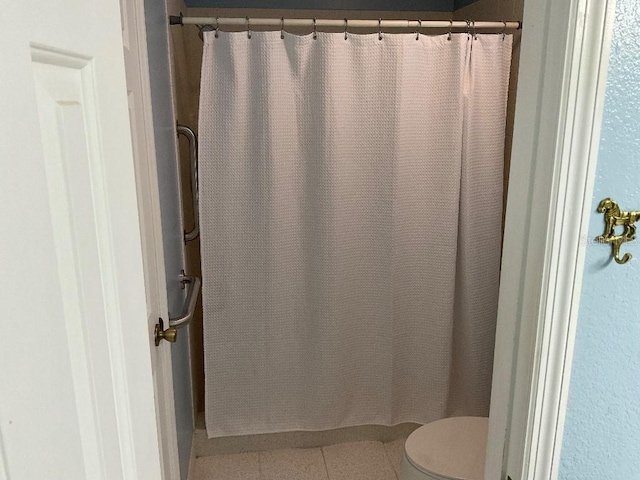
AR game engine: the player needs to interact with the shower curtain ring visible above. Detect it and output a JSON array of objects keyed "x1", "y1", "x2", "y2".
[
  {"x1": 344, "y1": 18, "x2": 348, "y2": 40},
  {"x1": 465, "y1": 19, "x2": 471, "y2": 39},
  {"x1": 502, "y1": 20, "x2": 507, "y2": 41},
  {"x1": 313, "y1": 17, "x2": 317, "y2": 39},
  {"x1": 473, "y1": 20, "x2": 478, "y2": 40},
  {"x1": 415, "y1": 19, "x2": 421, "y2": 40},
  {"x1": 447, "y1": 19, "x2": 452, "y2": 41},
  {"x1": 246, "y1": 16, "x2": 251, "y2": 39},
  {"x1": 215, "y1": 16, "x2": 219, "y2": 38},
  {"x1": 378, "y1": 18, "x2": 383, "y2": 40},
  {"x1": 281, "y1": 17, "x2": 285, "y2": 39}
]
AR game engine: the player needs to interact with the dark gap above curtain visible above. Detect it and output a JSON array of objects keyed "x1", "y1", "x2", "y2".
[{"x1": 183, "y1": 0, "x2": 482, "y2": 11}]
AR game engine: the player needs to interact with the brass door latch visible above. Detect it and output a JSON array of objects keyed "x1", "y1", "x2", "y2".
[
  {"x1": 155, "y1": 318, "x2": 177, "y2": 346},
  {"x1": 596, "y1": 198, "x2": 640, "y2": 264}
]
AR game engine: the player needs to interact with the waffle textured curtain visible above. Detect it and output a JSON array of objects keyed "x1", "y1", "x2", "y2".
[{"x1": 199, "y1": 30, "x2": 512, "y2": 437}]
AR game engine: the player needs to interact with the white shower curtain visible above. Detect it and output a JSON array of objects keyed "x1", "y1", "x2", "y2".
[{"x1": 199, "y1": 31, "x2": 512, "y2": 438}]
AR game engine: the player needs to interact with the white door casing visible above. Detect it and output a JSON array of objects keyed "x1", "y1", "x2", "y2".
[
  {"x1": 486, "y1": 0, "x2": 617, "y2": 478},
  {"x1": 0, "y1": 0, "x2": 167, "y2": 478}
]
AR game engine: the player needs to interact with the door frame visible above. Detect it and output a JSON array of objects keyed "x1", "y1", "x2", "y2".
[
  {"x1": 487, "y1": 0, "x2": 617, "y2": 478},
  {"x1": 119, "y1": 0, "x2": 619, "y2": 477},
  {"x1": 120, "y1": 0, "x2": 181, "y2": 477}
]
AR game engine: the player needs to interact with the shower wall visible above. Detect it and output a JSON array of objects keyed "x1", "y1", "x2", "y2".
[
  {"x1": 166, "y1": 0, "x2": 205, "y2": 421},
  {"x1": 167, "y1": 0, "x2": 524, "y2": 419},
  {"x1": 166, "y1": 0, "x2": 200, "y2": 427}
]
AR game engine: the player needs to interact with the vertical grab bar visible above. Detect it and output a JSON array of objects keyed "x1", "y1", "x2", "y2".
[{"x1": 177, "y1": 124, "x2": 199, "y2": 242}]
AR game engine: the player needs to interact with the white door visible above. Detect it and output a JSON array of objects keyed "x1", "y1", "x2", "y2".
[{"x1": 0, "y1": 0, "x2": 167, "y2": 479}]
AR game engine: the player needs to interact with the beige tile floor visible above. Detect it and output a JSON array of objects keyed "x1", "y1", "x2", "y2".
[{"x1": 191, "y1": 438, "x2": 407, "y2": 480}]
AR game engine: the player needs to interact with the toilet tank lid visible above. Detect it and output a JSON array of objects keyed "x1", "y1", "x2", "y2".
[{"x1": 404, "y1": 416, "x2": 489, "y2": 480}]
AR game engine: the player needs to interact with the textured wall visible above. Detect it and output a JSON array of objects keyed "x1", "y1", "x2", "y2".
[{"x1": 559, "y1": 0, "x2": 640, "y2": 478}]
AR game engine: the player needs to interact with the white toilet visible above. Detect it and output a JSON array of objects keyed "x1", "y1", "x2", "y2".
[{"x1": 400, "y1": 416, "x2": 488, "y2": 480}]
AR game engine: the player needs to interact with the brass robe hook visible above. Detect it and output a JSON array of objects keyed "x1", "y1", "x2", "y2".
[{"x1": 596, "y1": 198, "x2": 640, "y2": 264}]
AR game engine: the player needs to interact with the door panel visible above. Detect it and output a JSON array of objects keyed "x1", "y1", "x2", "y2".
[
  {"x1": 32, "y1": 48, "x2": 120, "y2": 479},
  {"x1": 0, "y1": 1, "x2": 164, "y2": 478}
]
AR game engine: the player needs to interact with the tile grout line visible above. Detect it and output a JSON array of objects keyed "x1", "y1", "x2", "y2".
[
  {"x1": 320, "y1": 446, "x2": 331, "y2": 480},
  {"x1": 258, "y1": 451, "x2": 264, "y2": 480},
  {"x1": 381, "y1": 442, "x2": 401, "y2": 480}
]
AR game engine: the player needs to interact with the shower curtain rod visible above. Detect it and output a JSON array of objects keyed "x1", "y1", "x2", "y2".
[{"x1": 169, "y1": 15, "x2": 521, "y2": 32}]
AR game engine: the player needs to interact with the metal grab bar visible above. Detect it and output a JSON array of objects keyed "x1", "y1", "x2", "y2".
[
  {"x1": 169, "y1": 273, "x2": 201, "y2": 329},
  {"x1": 177, "y1": 124, "x2": 199, "y2": 242}
]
